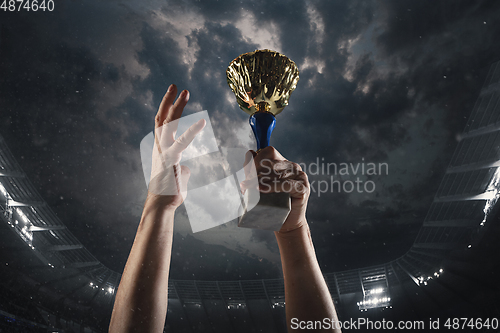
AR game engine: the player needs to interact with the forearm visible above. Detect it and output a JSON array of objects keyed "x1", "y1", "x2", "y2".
[
  {"x1": 109, "y1": 195, "x2": 176, "y2": 333},
  {"x1": 275, "y1": 223, "x2": 340, "y2": 333}
]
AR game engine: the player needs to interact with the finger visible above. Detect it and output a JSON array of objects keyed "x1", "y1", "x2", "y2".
[
  {"x1": 259, "y1": 179, "x2": 307, "y2": 198},
  {"x1": 244, "y1": 150, "x2": 257, "y2": 165},
  {"x1": 259, "y1": 171, "x2": 309, "y2": 198},
  {"x1": 169, "y1": 118, "x2": 206, "y2": 155},
  {"x1": 273, "y1": 161, "x2": 302, "y2": 179},
  {"x1": 254, "y1": 158, "x2": 275, "y2": 175},
  {"x1": 273, "y1": 160, "x2": 302, "y2": 171},
  {"x1": 257, "y1": 168, "x2": 298, "y2": 181},
  {"x1": 165, "y1": 90, "x2": 190, "y2": 124},
  {"x1": 256, "y1": 146, "x2": 285, "y2": 161},
  {"x1": 156, "y1": 84, "x2": 177, "y2": 129},
  {"x1": 255, "y1": 159, "x2": 300, "y2": 179}
]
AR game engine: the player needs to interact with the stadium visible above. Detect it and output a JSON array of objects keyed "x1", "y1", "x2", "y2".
[{"x1": 1, "y1": 59, "x2": 500, "y2": 332}]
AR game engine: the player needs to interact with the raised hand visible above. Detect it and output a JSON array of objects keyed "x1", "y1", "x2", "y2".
[
  {"x1": 148, "y1": 84, "x2": 206, "y2": 209},
  {"x1": 241, "y1": 146, "x2": 310, "y2": 233}
]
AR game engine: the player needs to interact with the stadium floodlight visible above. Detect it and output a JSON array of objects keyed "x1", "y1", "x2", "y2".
[
  {"x1": 15, "y1": 207, "x2": 30, "y2": 223},
  {"x1": 0, "y1": 181, "x2": 7, "y2": 197},
  {"x1": 369, "y1": 288, "x2": 384, "y2": 295},
  {"x1": 358, "y1": 286, "x2": 392, "y2": 311},
  {"x1": 482, "y1": 168, "x2": 500, "y2": 223},
  {"x1": 357, "y1": 296, "x2": 391, "y2": 310}
]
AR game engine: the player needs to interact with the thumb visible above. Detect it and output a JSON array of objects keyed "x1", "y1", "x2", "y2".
[
  {"x1": 243, "y1": 150, "x2": 257, "y2": 178},
  {"x1": 247, "y1": 150, "x2": 257, "y2": 159},
  {"x1": 170, "y1": 119, "x2": 206, "y2": 155}
]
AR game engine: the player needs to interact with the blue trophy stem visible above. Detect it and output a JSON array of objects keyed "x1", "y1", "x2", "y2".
[{"x1": 249, "y1": 112, "x2": 276, "y2": 151}]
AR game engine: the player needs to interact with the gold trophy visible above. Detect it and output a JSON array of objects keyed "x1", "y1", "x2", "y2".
[{"x1": 226, "y1": 49, "x2": 299, "y2": 230}]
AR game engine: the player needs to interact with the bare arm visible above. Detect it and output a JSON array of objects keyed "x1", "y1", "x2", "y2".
[
  {"x1": 276, "y1": 224, "x2": 340, "y2": 332},
  {"x1": 249, "y1": 146, "x2": 341, "y2": 333},
  {"x1": 109, "y1": 196, "x2": 176, "y2": 332},
  {"x1": 109, "y1": 85, "x2": 205, "y2": 332}
]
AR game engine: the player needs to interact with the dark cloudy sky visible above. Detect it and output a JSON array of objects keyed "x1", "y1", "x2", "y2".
[{"x1": 1, "y1": 0, "x2": 500, "y2": 280}]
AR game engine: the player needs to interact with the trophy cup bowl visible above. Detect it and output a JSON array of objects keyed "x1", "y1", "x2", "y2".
[{"x1": 226, "y1": 49, "x2": 299, "y2": 231}]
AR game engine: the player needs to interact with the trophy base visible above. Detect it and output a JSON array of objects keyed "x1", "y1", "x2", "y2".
[{"x1": 238, "y1": 189, "x2": 291, "y2": 231}]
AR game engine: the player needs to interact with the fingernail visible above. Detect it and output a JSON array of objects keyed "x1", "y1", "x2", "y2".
[
  {"x1": 184, "y1": 90, "x2": 190, "y2": 101},
  {"x1": 168, "y1": 84, "x2": 174, "y2": 92}
]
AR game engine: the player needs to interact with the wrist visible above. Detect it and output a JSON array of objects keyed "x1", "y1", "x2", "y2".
[
  {"x1": 141, "y1": 193, "x2": 177, "y2": 224},
  {"x1": 138, "y1": 194, "x2": 177, "y2": 236},
  {"x1": 144, "y1": 193, "x2": 178, "y2": 215},
  {"x1": 274, "y1": 219, "x2": 308, "y2": 239},
  {"x1": 274, "y1": 222, "x2": 317, "y2": 266}
]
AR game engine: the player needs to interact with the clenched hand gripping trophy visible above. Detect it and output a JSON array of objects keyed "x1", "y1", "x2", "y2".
[{"x1": 226, "y1": 49, "x2": 300, "y2": 231}]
